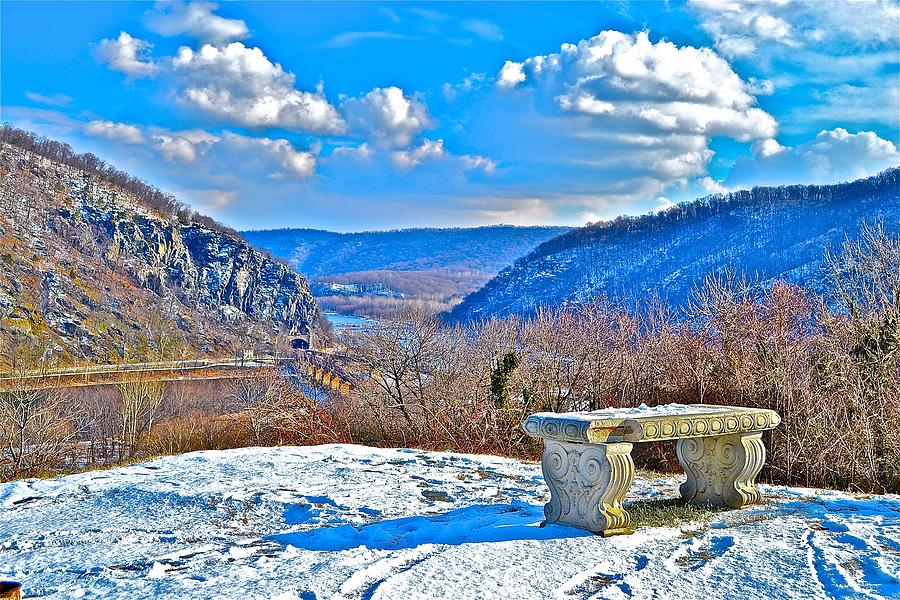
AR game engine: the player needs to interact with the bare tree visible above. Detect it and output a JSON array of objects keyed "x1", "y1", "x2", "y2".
[{"x1": 0, "y1": 335, "x2": 76, "y2": 478}]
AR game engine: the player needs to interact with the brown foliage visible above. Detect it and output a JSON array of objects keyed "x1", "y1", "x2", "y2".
[
  {"x1": 337, "y1": 224, "x2": 899, "y2": 493},
  {"x1": 1, "y1": 223, "x2": 896, "y2": 495}
]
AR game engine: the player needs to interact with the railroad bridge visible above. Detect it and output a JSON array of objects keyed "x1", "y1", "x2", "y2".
[{"x1": 0, "y1": 351, "x2": 355, "y2": 393}]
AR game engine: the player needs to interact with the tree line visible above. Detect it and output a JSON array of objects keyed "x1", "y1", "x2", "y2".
[
  {"x1": 2, "y1": 221, "x2": 897, "y2": 493},
  {"x1": 0, "y1": 124, "x2": 236, "y2": 235}
]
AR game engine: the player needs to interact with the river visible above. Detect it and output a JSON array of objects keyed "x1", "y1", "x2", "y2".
[{"x1": 323, "y1": 312, "x2": 380, "y2": 330}]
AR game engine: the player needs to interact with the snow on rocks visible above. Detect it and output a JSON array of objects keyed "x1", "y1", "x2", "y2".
[{"x1": 0, "y1": 444, "x2": 898, "y2": 599}]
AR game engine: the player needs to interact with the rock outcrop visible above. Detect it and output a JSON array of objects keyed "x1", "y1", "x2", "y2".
[{"x1": 0, "y1": 142, "x2": 318, "y2": 362}]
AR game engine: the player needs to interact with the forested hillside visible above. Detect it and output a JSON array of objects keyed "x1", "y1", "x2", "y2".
[
  {"x1": 242, "y1": 225, "x2": 569, "y2": 316},
  {"x1": 449, "y1": 168, "x2": 900, "y2": 321}
]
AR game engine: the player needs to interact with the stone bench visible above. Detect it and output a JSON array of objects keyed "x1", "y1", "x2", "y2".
[{"x1": 522, "y1": 404, "x2": 781, "y2": 536}]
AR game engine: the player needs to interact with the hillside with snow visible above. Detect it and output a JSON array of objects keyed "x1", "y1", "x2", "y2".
[
  {"x1": 449, "y1": 168, "x2": 900, "y2": 322},
  {"x1": 1, "y1": 444, "x2": 897, "y2": 599}
]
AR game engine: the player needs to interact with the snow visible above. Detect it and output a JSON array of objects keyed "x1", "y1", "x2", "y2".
[
  {"x1": 0, "y1": 444, "x2": 898, "y2": 599},
  {"x1": 530, "y1": 403, "x2": 739, "y2": 422}
]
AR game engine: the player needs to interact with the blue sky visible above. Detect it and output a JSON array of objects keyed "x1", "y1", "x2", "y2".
[{"x1": 2, "y1": 1, "x2": 898, "y2": 231}]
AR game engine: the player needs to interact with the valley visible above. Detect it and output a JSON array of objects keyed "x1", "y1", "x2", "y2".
[
  {"x1": 3, "y1": 2, "x2": 899, "y2": 598},
  {"x1": 242, "y1": 225, "x2": 568, "y2": 318}
]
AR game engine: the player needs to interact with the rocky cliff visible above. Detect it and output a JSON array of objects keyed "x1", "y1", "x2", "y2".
[{"x1": 0, "y1": 142, "x2": 318, "y2": 362}]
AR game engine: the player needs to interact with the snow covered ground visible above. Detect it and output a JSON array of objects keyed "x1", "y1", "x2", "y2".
[{"x1": 1, "y1": 444, "x2": 898, "y2": 599}]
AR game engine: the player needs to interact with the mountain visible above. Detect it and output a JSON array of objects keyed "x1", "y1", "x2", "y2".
[
  {"x1": 0, "y1": 134, "x2": 318, "y2": 363},
  {"x1": 241, "y1": 225, "x2": 569, "y2": 316},
  {"x1": 449, "y1": 168, "x2": 900, "y2": 322}
]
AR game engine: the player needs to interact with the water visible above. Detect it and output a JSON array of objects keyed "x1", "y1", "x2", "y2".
[{"x1": 324, "y1": 312, "x2": 379, "y2": 330}]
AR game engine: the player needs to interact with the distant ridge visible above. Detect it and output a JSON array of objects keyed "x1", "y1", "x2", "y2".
[
  {"x1": 240, "y1": 225, "x2": 571, "y2": 278},
  {"x1": 241, "y1": 225, "x2": 570, "y2": 316},
  {"x1": 448, "y1": 167, "x2": 900, "y2": 322}
]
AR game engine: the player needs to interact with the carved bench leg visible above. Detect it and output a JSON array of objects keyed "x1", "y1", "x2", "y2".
[
  {"x1": 676, "y1": 432, "x2": 766, "y2": 508},
  {"x1": 541, "y1": 440, "x2": 634, "y2": 536}
]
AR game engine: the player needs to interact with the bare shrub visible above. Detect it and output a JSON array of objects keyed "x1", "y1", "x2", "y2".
[
  {"x1": 335, "y1": 222, "x2": 899, "y2": 492},
  {"x1": 0, "y1": 335, "x2": 77, "y2": 479}
]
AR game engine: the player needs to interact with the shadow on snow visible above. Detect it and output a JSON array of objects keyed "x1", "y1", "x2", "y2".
[{"x1": 268, "y1": 500, "x2": 591, "y2": 551}]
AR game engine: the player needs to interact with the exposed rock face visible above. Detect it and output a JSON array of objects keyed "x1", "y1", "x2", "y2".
[
  {"x1": 0, "y1": 143, "x2": 317, "y2": 361},
  {"x1": 65, "y1": 180, "x2": 318, "y2": 332}
]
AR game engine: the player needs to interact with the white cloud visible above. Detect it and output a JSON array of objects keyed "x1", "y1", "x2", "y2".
[
  {"x1": 342, "y1": 86, "x2": 432, "y2": 149},
  {"x1": 746, "y1": 78, "x2": 774, "y2": 96},
  {"x1": 503, "y1": 30, "x2": 776, "y2": 142},
  {"x1": 154, "y1": 135, "x2": 196, "y2": 162},
  {"x1": 441, "y1": 72, "x2": 485, "y2": 101},
  {"x1": 497, "y1": 60, "x2": 526, "y2": 88},
  {"x1": 94, "y1": 32, "x2": 159, "y2": 78},
  {"x1": 729, "y1": 128, "x2": 898, "y2": 187},
  {"x1": 461, "y1": 154, "x2": 497, "y2": 173},
  {"x1": 689, "y1": 0, "x2": 900, "y2": 57},
  {"x1": 273, "y1": 142, "x2": 317, "y2": 177},
  {"x1": 189, "y1": 188, "x2": 238, "y2": 209},
  {"x1": 25, "y1": 92, "x2": 72, "y2": 107},
  {"x1": 461, "y1": 19, "x2": 503, "y2": 42},
  {"x1": 146, "y1": 1, "x2": 249, "y2": 44},
  {"x1": 153, "y1": 130, "x2": 220, "y2": 162},
  {"x1": 324, "y1": 31, "x2": 420, "y2": 48},
  {"x1": 654, "y1": 196, "x2": 676, "y2": 211},
  {"x1": 247, "y1": 136, "x2": 317, "y2": 178},
  {"x1": 558, "y1": 94, "x2": 615, "y2": 116},
  {"x1": 698, "y1": 176, "x2": 728, "y2": 194},
  {"x1": 472, "y1": 29, "x2": 789, "y2": 220},
  {"x1": 171, "y1": 43, "x2": 344, "y2": 133},
  {"x1": 84, "y1": 120, "x2": 146, "y2": 144},
  {"x1": 468, "y1": 197, "x2": 556, "y2": 226},
  {"x1": 391, "y1": 138, "x2": 445, "y2": 169},
  {"x1": 751, "y1": 138, "x2": 787, "y2": 158},
  {"x1": 330, "y1": 143, "x2": 374, "y2": 161}
]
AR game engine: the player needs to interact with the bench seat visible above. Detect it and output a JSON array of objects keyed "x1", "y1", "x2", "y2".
[{"x1": 522, "y1": 404, "x2": 781, "y2": 536}]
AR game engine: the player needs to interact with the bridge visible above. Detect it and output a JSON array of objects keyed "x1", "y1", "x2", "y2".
[{"x1": 0, "y1": 351, "x2": 356, "y2": 393}]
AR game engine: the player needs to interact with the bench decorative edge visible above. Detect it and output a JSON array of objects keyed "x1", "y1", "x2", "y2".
[{"x1": 523, "y1": 407, "x2": 781, "y2": 444}]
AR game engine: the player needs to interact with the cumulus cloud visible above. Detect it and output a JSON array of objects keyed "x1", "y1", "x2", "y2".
[
  {"x1": 25, "y1": 92, "x2": 72, "y2": 107},
  {"x1": 698, "y1": 176, "x2": 728, "y2": 194},
  {"x1": 84, "y1": 120, "x2": 146, "y2": 144},
  {"x1": 729, "y1": 128, "x2": 898, "y2": 187},
  {"x1": 153, "y1": 129, "x2": 220, "y2": 162},
  {"x1": 687, "y1": 1, "x2": 899, "y2": 133},
  {"x1": 94, "y1": 32, "x2": 159, "y2": 78},
  {"x1": 146, "y1": 1, "x2": 249, "y2": 44},
  {"x1": 483, "y1": 28, "x2": 779, "y2": 209},
  {"x1": 391, "y1": 138, "x2": 445, "y2": 169},
  {"x1": 342, "y1": 86, "x2": 432, "y2": 149},
  {"x1": 457, "y1": 28, "x2": 808, "y2": 222},
  {"x1": 751, "y1": 138, "x2": 787, "y2": 158},
  {"x1": 496, "y1": 60, "x2": 526, "y2": 88},
  {"x1": 270, "y1": 140, "x2": 318, "y2": 177},
  {"x1": 501, "y1": 30, "x2": 776, "y2": 142},
  {"x1": 171, "y1": 43, "x2": 344, "y2": 133}
]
